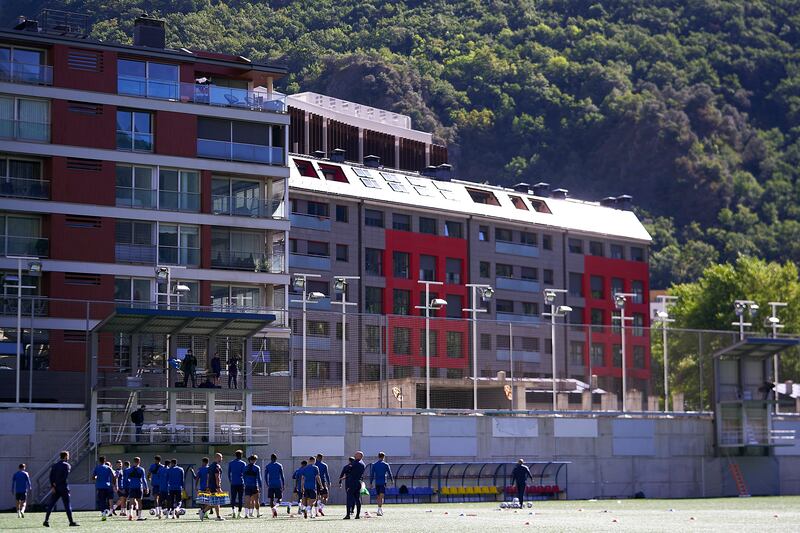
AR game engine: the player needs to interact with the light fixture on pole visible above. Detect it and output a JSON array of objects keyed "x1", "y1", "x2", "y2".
[
  {"x1": 331, "y1": 275, "x2": 359, "y2": 409},
  {"x1": 543, "y1": 288, "x2": 570, "y2": 411},
  {"x1": 653, "y1": 295, "x2": 677, "y2": 412},
  {"x1": 290, "y1": 273, "x2": 324, "y2": 407},
  {"x1": 765, "y1": 301, "x2": 787, "y2": 413},
  {"x1": 613, "y1": 292, "x2": 635, "y2": 412},
  {"x1": 464, "y1": 284, "x2": 493, "y2": 411},
  {"x1": 415, "y1": 280, "x2": 445, "y2": 411},
  {"x1": 732, "y1": 299, "x2": 759, "y2": 341},
  {"x1": 5, "y1": 256, "x2": 40, "y2": 406}
]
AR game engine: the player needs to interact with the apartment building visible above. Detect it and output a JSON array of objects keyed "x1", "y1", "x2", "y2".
[{"x1": 0, "y1": 12, "x2": 290, "y2": 400}]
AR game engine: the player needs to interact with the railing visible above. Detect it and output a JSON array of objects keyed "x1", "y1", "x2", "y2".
[
  {"x1": 33, "y1": 420, "x2": 93, "y2": 502},
  {"x1": 118, "y1": 76, "x2": 287, "y2": 113},
  {"x1": 115, "y1": 189, "x2": 156, "y2": 209},
  {"x1": 0, "y1": 60, "x2": 53, "y2": 85},
  {"x1": 115, "y1": 243, "x2": 157, "y2": 264},
  {"x1": 197, "y1": 139, "x2": 285, "y2": 165},
  {"x1": 212, "y1": 195, "x2": 284, "y2": 218},
  {"x1": 115, "y1": 190, "x2": 201, "y2": 212},
  {"x1": 211, "y1": 250, "x2": 285, "y2": 272},
  {"x1": 158, "y1": 246, "x2": 200, "y2": 266},
  {"x1": 0, "y1": 119, "x2": 50, "y2": 142},
  {"x1": 0, "y1": 176, "x2": 49, "y2": 199},
  {"x1": 1, "y1": 235, "x2": 49, "y2": 257},
  {"x1": 158, "y1": 190, "x2": 201, "y2": 212},
  {"x1": 0, "y1": 297, "x2": 48, "y2": 317},
  {"x1": 97, "y1": 422, "x2": 270, "y2": 445},
  {"x1": 289, "y1": 212, "x2": 331, "y2": 231},
  {"x1": 116, "y1": 130, "x2": 153, "y2": 152}
]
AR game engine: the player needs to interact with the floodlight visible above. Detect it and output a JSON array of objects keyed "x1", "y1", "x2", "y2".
[
  {"x1": 614, "y1": 294, "x2": 627, "y2": 309},
  {"x1": 333, "y1": 277, "x2": 347, "y2": 291},
  {"x1": 480, "y1": 287, "x2": 494, "y2": 300},
  {"x1": 655, "y1": 310, "x2": 669, "y2": 319},
  {"x1": 174, "y1": 284, "x2": 191, "y2": 293},
  {"x1": 430, "y1": 298, "x2": 448, "y2": 309},
  {"x1": 292, "y1": 276, "x2": 306, "y2": 290},
  {"x1": 155, "y1": 266, "x2": 170, "y2": 280},
  {"x1": 544, "y1": 289, "x2": 558, "y2": 305},
  {"x1": 766, "y1": 316, "x2": 781, "y2": 325},
  {"x1": 308, "y1": 291, "x2": 326, "y2": 301},
  {"x1": 557, "y1": 305, "x2": 573, "y2": 314},
  {"x1": 27, "y1": 261, "x2": 42, "y2": 273}
]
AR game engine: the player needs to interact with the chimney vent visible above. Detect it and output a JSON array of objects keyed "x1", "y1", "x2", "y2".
[
  {"x1": 513, "y1": 182, "x2": 530, "y2": 193},
  {"x1": 600, "y1": 197, "x2": 617, "y2": 207},
  {"x1": 133, "y1": 14, "x2": 166, "y2": 49},
  {"x1": 615, "y1": 194, "x2": 633, "y2": 210},
  {"x1": 330, "y1": 148, "x2": 346, "y2": 163},
  {"x1": 436, "y1": 163, "x2": 452, "y2": 180},
  {"x1": 421, "y1": 166, "x2": 437, "y2": 178},
  {"x1": 532, "y1": 182, "x2": 550, "y2": 197},
  {"x1": 551, "y1": 188, "x2": 568, "y2": 199},
  {"x1": 363, "y1": 155, "x2": 381, "y2": 168},
  {"x1": 312, "y1": 150, "x2": 326, "y2": 159}
]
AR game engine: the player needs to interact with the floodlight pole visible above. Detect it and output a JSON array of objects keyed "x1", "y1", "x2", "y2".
[
  {"x1": 732, "y1": 299, "x2": 758, "y2": 341},
  {"x1": 768, "y1": 301, "x2": 787, "y2": 414},
  {"x1": 290, "y1": 273, "x2": 322, "y2": 407},
  {"x1": 415, "y1": 280, "x2": 443, "y2": 411},
  {"x1": 614, "y1": 293, "x2": 636, "y2": 412},
  {"x1": 543, "y1": 288, "x2": 568, "y2": 411},
  {"x1": 465, "y1": 284, "x2": 492, "y2": 412},
  {"x1": 7, "y1": 256, "x2": 39, "y2": 406},
  {"x1": 654, "y1": 295, "x2": 677, "y2": 412},
  {"x1": 332, "y1": 276, "x2": 359, "y2": 409}
]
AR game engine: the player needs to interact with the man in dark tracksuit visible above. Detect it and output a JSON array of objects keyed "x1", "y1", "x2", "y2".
[
  {"x1": 44, "y1": 451, "x2": 78, "y2": 527},
  {"x1": 511, "y1": 459, "x2": 533, "y2": 505},
  {"x1": 343, "y1": 451, "x2": 365, "y2": 520}
]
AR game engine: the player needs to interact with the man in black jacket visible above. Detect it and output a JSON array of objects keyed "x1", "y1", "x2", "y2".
[
  {"x1": 343, "y1": 451, "x2": 365, "y2": 520},
  {"x1": 44, "y1": 451, "x2": 78, "y2": 527},
  {"x1": 131, "y1": 405, "x2": 145, "y2": 443},
  {"x1": 511, "y1": 459, "x2": 533, "y2": 505}
]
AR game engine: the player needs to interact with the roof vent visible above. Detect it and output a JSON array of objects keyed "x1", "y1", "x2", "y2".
[
  {"x1": 421, "y1": 165, "x2": 437, "y2": 178},
  {"x1": 13, "y1": 17, "x2": 39, "y2": 32},
  {"x1": 600, "y1": 197, "x2": 617, "y2": 207},
  {"x1": 436, "y1": 163, "x2": 452, "y2": 180},
  {"x1": 550, "y1": 188, "x2": 568, "y2": 199},
  {"x1": 312, "y1": 150, "x2": 326, "y2": 159},
  {"x1": 615, "y1": 194, "x2": 633, "y2": 210},
  {"x1": 364, "y1": 154, "x2": 381, "y2": 168},
  {"x1": 532, "y1": 182, "x2": 550, "y2": 197},
  {"x1": 330, "y1": 148, "x2": 346, "y2": 163},
  {"x1": 513, "y1": 182, "x2": 530, "y2": 193},
  {"x1": 133, "y1": 14, "x2": 166, "y2": 49}
]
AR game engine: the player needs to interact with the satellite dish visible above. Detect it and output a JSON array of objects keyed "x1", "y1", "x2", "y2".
[
  {"x1": 503, "y1": 385, "x2": 513, "y2": 401},
  {"x1": 392, "y1": 386, "x2": 404, "y2": 402}
]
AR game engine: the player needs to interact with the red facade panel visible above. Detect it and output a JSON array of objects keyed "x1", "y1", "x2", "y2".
[
  {"x1": 50, "y1": 100, "x2": 116, "y2": 149},
  {"x1": 154, "y1": 110, "x2": 196, "y2": 157},
  {"x1": 50, "y1": 156, "x2": 115, "y2": 205},
  {"x1": 48, "y1": 272, "x2": 114, "y2": 320},
  {"x1": 52, "y1": 44, "x2": 117, "y2": 93},
  {"x1": 49, "y1": 214, "x2": 114, "y2": 263}
]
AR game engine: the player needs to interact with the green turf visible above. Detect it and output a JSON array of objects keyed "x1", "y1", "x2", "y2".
[{"x1": 4, "y1": 497, "x2": 800, "y2": 532}]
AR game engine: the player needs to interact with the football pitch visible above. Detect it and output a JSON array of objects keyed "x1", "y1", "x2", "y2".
[{"x1": 4, "y1": 497, "x2": 800, "y2": 532}]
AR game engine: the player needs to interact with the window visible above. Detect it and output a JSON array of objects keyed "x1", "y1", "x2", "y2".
[
  {"x1": 159, "y1": 168, "x2": 199, "y2": 212},
  {"x1": 610, "y1": 244, "x2": 624, "y2": 259},
  {"x1": 466, "y1": 188, "x2": 500, "y2": 205},
  {"x1": 211, "y1": 284, "x2": 261, "y2": 309},
  {"x1": 211, "y1": 228, "x2": 265, "y2": 269},
  {"x1": 392, "y1": 213, "x2": 411, "y2": 231},
  {"x1": 418, "y1": 291, "x2": 438, "y2": 312},
  {"x1": 365, "y1": 325, "x2": 382, "y2": 352},
  {"x1": 569, "y1": 272, "x2": 584, "y2": 297},
  {"x1": 419, "y1": 217, "x2": 437, "y2": 235},
  {"x1": 115, "y1": 165, "x2": 153, "y2": 208},
  {"x1": 211, "y1": 176, "x2": 264, "y2": 217},
  {"x1": 569, "y1": 341, "x2": 585, "y2": 366},
  {"x1": 590, "y1": 309, "x2": 604, "y2": 326},
  {"x1": 479, "y1": 261, "x2": 490, "y2": 278},
  {"x1": 444, "y1": 220, "x2": 463, "y2": 238},
  {"x1": 306, "y1": 200, "x2": 329, "y2": 217},
  {"x1": 306, "y1": 280, "x2": 328, "y2": 296},
  {"x1": 496, "y1": 299, "x2": 514, "y2": 313},
  {"x1": 591, "y1": 344, "x2": 605, "y2": 367},
  {"x1": 307, "y1": 241, "x2": 329, "y2": 257},
  {"x1": 365, "y1": 287, "x2": 383, "y2": 314},
  {"x1": 114, "y1": 219, "x2": 153, "y2": 262},
  {"x1": 365, "y1": 209, "x2": 384, "y2": 228},
  {"x1": 590, "y1": 276, "x2": 604, "y2": 299},
  {"x1": 589, "y1": 241, "x2": 604, "y2": 256},
  {"x1": 611, "y1": 278, "x2": 624, "y2": 299},
  {"x1": 519, "y1": 337, "x2": 539, "y2": 352},
  {"x1": 114, "y1": 277, "x2": 150, "y2": 305},
  {"x1": 445, "y1": 258, "x2": 462, "y2": 284},
  {"x1": 365, "y1": 248, "x2": 383, "y2": 276},
  {"x1": 446, "y1": 295, "x2": 463, "y2": 319},
  {"x1": 158, "y1": 224, "x2": 199, "y2": 265},
  {"x1": 157, "y1": 279, "x2": 198, "y2": 307},
  {"x1": 521, "y1": 267, "x2": 538, "y2": 280},
  {"x1": 0, "y1": 95, "x2": 49, "y2": 142},
  {"x1": 336, "y1": 323, "x2": 350, "y2": 341},
  {"x1": 446, "y1": 331, "x2": 463, "y2": 358},
  {"x1": 509, "y1": 195, "x2": 528, "y2": 210},
  {"x1": 495, "y1": 227, "x2": 513, "y2": 242},
  {"x1": 335, "y1": 204, "x2": 348, "y2": 222},
  {"x1": 568, "y1": 238, "x2": 583, "y2": 254},
  {"x1": 478, "y1": 226, "x2": 490, "y2": 241},
  {"x1": 419, "y1": 330, "x2": 438, "y2": 357},
  {"x1": 419, "y1": 255, "x2": 436, "y2": 281},
  {"x1": 496, "y1": 263, "x2": 513, "y2": 278},
  {"x1": 0, "y1": 46, "x2": 48, "y2": 84},
  {"x1": 289, "y1": 238, "x2": 298, "y2": 253},
  {"x1": 497, "y1": 335, "x2": 510, "y2": 349},
  {"x1": 480, "y1": 334, "x2": 492, "y2": 350},
  {"x1": 632, "y1": 280, "x2": 644, "y2": 304},
  {"x1": 393, "y1": 289, "x2": 411, "y2": 315},
  {"x1": 117, "y1": 59, "x2": 179, "y2": 99},
  {"x1": 393, "y1": 365, "x2": 412, "y2": 378},
  {"x1": 543, "y1": 269, "x2": 554, "y2": 285},
  {"x1": 116, "y1": 109, "x2": 152, "y2": 152},
  {"x1": 633, "y1": 346, "x2": 646, "y2": 368},
  {"x1": 633, "y1": 313, "x2": 645, "y2": 336},
  {"x1": 542, "y1": 234, "x2": 553, "y2": 250},
  {"x1": 569, "y1": 306, "x2": 585, "y2": 328},
  {"x1": 336, "y1": 244, "x2": 348, "y2": 262},
  {"x1": 0, "y1": 156, "x2": 45, "y2": 199},
  {"x1": 393, "y1": 252, "x2": 410, "y2": 279},
  {"x1": 612, "y1": 345, "x2": 622, "y2": 367},
  {"x1": 612, "y1": 310, "x2": 622, "y2": 333},
  {"x1": 393, "y1": 327, "x2": 411, "y2": 355},
  {"x1": 522, "y1": 302, "x2": 539, "y2": 316},
  {"x1": 630, "y1": 247, "x2": 645, "y2": 262},
  {"x1": 520, "y1": 232, "x2": 537, "y2": 246},
  {"x1": 197, "y1": 117, "x2": 284, "y2": 164},
  {"x1": 447, "y1": 368, "x2": 464, "y2": 379}
]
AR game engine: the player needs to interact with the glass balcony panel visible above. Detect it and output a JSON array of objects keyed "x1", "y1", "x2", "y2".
[
  {"x1": 0, "y1": 60, "x2": 52, "y2": 85},
  {"x1": 115, "y1": 243, "x2": 156, "y2": 264},
  {"x1": 4, "y1": 235, "x2": 49, "y2": 256},
  {"x1": 0, "y1": 177, "x2": 49, "y2": 199},
  {"x1": 0, "y1": 119, "x2": 49, "y2": 142}
]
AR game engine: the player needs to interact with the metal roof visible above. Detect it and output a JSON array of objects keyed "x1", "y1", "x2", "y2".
[
  {"x1": 92, "y1": 307, "x2": 276, "y2": 337},
  {"x1": 713, "y1": 337, "x2": 800, "y2": 360}
]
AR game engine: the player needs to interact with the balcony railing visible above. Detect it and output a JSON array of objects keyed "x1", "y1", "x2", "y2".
[
  {"x1": 495, "y1": 240, "x2": 539, "y2": 258},
  {"x1": 158, "y1": 191, "x2": 200, "y2": 212},
  {"x1": 496, "y1": 277, "x2": 540, "y2": 293},
  {"x1": 158, "y1": 246, "x2": 200, "y2": 266},
  {"x1": 0, "y1": 119, "x2": 50, "y2": 142},
  {"x1": 0, "y1": 177, "x2": 50, "y2": 200},
  {"x1": 495, "y1": 311, "x2": 541, "y2": 324},
  {"x1": 197, "y1": 139, "x2": 285, "y2": 165},
  {"x1": 212, "y1": 196, "x2": 284, "y2": 218},
  {"x1": 0, "y1": 60, "x2": 53, "y2": 85},
  {"x1": 1, "y1": 235, "x2": 49, "y2": 257},
  {"x1": 0, "y1": 297, "x2": 48, "y2": 317},
  {"x1": 289, "y1": 212, "x2": 331, "y2": 231},
  {"x1": 116, "y1": 189, "x2": 156, "y2": 209},
  {"x1": 115, "y1": 190, "x2": 201, "y2": 212},
  {"x1": 115, "y1": 243, "x2": 156, "y2": 264},
  {"x1": 118, "y1": 76, "x2": 287, "y2": 114},
  {"x1": 211, "y1": 251, "x2": 285, "y2": 273}
]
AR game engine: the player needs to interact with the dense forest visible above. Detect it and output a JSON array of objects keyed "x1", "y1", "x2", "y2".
[{"x1": 4, "y1": 1, "x2": 800, "y2": 288}]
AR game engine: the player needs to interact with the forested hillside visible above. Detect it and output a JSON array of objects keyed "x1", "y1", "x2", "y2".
[{"x1": 4, "y1": 1, "x2": 800, "y2": 288}]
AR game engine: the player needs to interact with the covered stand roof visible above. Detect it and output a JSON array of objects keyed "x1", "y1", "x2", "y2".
[
  {"x1": 712, "y1": 337, "x2": 800, "y2": 360},
  {"x1": 92, "y1": 307, "x2": 275, "y2": 338}
]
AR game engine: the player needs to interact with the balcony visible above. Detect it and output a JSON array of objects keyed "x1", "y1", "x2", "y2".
[
  {"x1": 211, "y1": 251, "x2": 285, "y2": 273},
  {"x1": 495, "y1": 312, "x2": 541, "y2": 325},
  {"x1": 0, "y1": 60, "x2": 53, "y2": 85},
  {"x1": 115, "y1": 243, "x2": 156, "y2": 264},
  {"x1": 289, "y1": 212, "x2": 331, "y2": 231},
  {"x1": 0, "y1": 297, "x2": 49, "y2": 317},
  {"x1": 2, "y1": 236, "x2": 48, "y2": 257},
  {"x1": 496, "y1": 349, "x2": 540, "y2": 363},
  {"x1": 496, "y1": 277, "x2": 540, "y2": 293},
  {"x1": 495, "y1": 240, "x2": 539, "y2": 258},
  {"x1": 158, "y1": 246, "x2": 200, "y2": 267},
  {"x1": 158, "y1": 191, "x2": 200, "y2": 212},
  {"x1": 212, "y1": 195, "x2": 284, "y2": 218},
  {"x1": 0, "y1": 119, "x2": 49, "y2": 143},
  {"x1": 0, "y1": 177, "x2": 49, "y2": 200},
  {"x1": 116, "y1": 189, "x2": 156, "y2": 209},
  {"x1": 290, "y1": 334, "x2": 331, "y2": 351},
  {"x1": 117, "y1": 76, "x2": 286, "y2": 114},
  {"x1": 197, "y1": 139, "x2": 285, "y2": 165},
  {"x1": 289, "y1": 252, "x2": 330, "y2": 271}
]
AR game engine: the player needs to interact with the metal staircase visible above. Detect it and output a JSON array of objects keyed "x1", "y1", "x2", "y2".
[
  {"x1": 33, "y1": 420, "x2": 94, "y2": 502},
  {"x1": 114, "y1": 367, "x2": 145, "y2": 443}
]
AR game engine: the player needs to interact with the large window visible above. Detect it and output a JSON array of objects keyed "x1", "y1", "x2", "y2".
[
  {"x1": 590, "y1": 344, "x2": 605, "y2": 367},
  {"x1": 630, "y1": 246, "x2": 645, "y2": 262},
  {"x1": 117, "y1": 59, "x2": 179, "y2": 100},
  {"x1": 495, "y1": 227, "x2": 512, "y2": 242},
  {"x1": 212, "y1": 176, "x2": 265, "y2": 217},
  {"x1": 521, "y1": 267, "x2": 538, "y2": 281},
  {"x1": 115, "y1": 220, "x2": 154, "y2": 263},
  {"x1": 306, "y1": 241, "x2": 329, "y2": 257},
  {"x1": 157, "y1": 279, "x2": 199, "y2": 307},
  {"x1": 392, "y1": 213, "x2": 411, "y2": 231},
  {"x1": 445, "y1": 258, "x2": 462, "y2": 284},
  {"x1": 569, "y1": 272, "x2": 584, "y2": 297},
  {"x1": 116, "y1": 109, "x2": 153, "y2": 152},
  {"x1": 0, "y1": 156, "x2": 46, "y2": 199},
  {"x1": 610, "y1": 244, "x2": 624, "y2": 259},
  {"x1": 633, "y1": 346, "x2": 646, "y2": 368},
  {"x1": 158, "y1": 223, "x2": 199, "y2": 266},
  {"x1": 419, "y1": 330, "x2": 438, "y2": 357},
  {"x1": 479, "y1": 261, "x2": 490, "y2": 278},
  {"x1": 116, "y1": 165, "x2": 154, "y2": 208},
  {"x1": 569, "y1": 341, "x2": 585, "y2": 366},
  {"x1": 496, "y1": 263, "x2": 513, "y2": 278},
  {"x1": 419, "y1": 255, "x2": 436, "y2": 281},
  {"x1": 590, "y1": 275, "x2": 604, "y2": 299},
  {"x1": 0, "y1": 214, "x2": 44, "y2": 257},
  {"x1": 632, "y1": 280, "x2": 644, "y2": 304},
  {"x1": 365, "y1": 325, "x2": 382, "y2": 352},
  {"x1": 611, "y1": 277, "x2": 624, "y2": 299},
  {"x1": 393, "y1": 252, "x2": 410, "y2": 278},
  {"x1": 159, "y1": 168, "x2": 199, "y2": 211},
  {"x1": 364, "y1": 209, "x2": 384, "y2": 228},
  {"x1": 211, "y1": 228, "x2": 265, "y2": 270},
  {"x1": 568, "y1": 238, "x2": 583, "y2": 254},
  {"x1": 365, "y1": 248, "x2": 383, "y2": 276},
  {"x1": 393, "y1": 289, "x2": 411, "y2": 315},
  {"x1": 520, "y1": 231, "x2": 537, "y2": 246},
  {"x1": 496, "y1": 299, "x2": 514, "y2": 313},
  {"x1": 211, "y1": 284, "x2": 262, "y2": 310},
  {"x1": 446, "y1": 295, "x2": 462, "y2": 318},
  {"x1": 0, "y1": 95, "x2": 49, "y2": 142},
  {"x1": 114, "y1": 277, "x2": 151, "y2": 306},
  {"x1": 197, "y1": 117, "x2": 284, "y2": 164},
  {"x1": 444, "y1": 220, "x2": 463, "y2": 238},
  {"x1": 419, "y1": 217, "x2": 437, "y2": 235},
  {"x1": 393, "y1": 327, "x2": 411, "y2": 355},
  {"x1": 365, "y1": 287, "x2": 383, "y2": 314},
  {"x1": 589, "y1": 241, "x2": 604, "y2": 256},
  {"x1": 0, "y1": 46, "x2": 49, "y2": 84},
  {"x1": 446, "y1": 331, "x2": 463, "y2": 358}
]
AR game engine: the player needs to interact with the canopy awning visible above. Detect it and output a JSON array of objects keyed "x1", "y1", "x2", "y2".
[
  {"x1": 713, "y1": 337, "x2": 800, "y2": 360},
  {"x1": 92, "y1": 307, "x2": 276, "y2": 338}
]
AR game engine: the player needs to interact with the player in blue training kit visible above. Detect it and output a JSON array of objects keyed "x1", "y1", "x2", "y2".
[
  {"x1": 44, "y1": 451, "x2": 78, "y2": 527},
  {"x1": 292, "y1": 460, "x2": 307, "y2": 516},
  {"x1": 204, "y1": 453, "x2": 225, "y2": 521},
  {"x1": 114, "y1": 460, "x2": 131, "y2": 517},
  {"x1": 125, "y1": 456, "x2": 148, "y2": 521},
  {"x1": 370, "y1": 452, "x2": 394, "y2": 516},
  {"x1": 228, "y1": 449, "x2": 246, "y2": 518},
  {"x1": 265, "y1": 453, "x2": 285, "y2": 517},
  {"x1": 166, "y1": 459, "x2": 185, "y2": 518},
  {"x1": 315, "y1": 453, "x2": 330, "y2": 516},
  {"x1": 299, "y1": 457, "x2": 321, "y2": 519},
  {"x1": 156, "y1": 459, "x2": 170, "y2": 517},
  {"x1": 92, "y1": 456, "x2": 115, "y2": 519},
  {"x1": 147, "y1": 455, "x2": 163, "y2": 517},
  {"x1": 192, "y1": 457, "x2": 210, "y2": 519},
  {"x1": 11, "y1": 463, "x2": 31, "y2": 518},
  {"x1": 243, "y1": 454, "x2": 262, "y2": 518}
]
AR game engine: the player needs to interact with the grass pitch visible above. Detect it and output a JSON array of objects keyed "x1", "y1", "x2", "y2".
[{"x1": 3, "y1": 497, "x2": 800, "y2": 532}]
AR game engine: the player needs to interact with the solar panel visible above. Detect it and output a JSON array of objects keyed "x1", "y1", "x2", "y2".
[{"x1": 360, "y1": 177, "x2": 381, "y2": 188}]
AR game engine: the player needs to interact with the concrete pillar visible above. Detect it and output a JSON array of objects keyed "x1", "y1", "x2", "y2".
[
  {"x1": 601, "y1": 393, "x2": 618, "y2": 411},
  {"x1": 556, "y1": 392, "x2": 570, "y2": 411},
  {"x1": 245, "y1": 392, "x2": 253, "y2": 446},
  {"x1": 358, "y1": 128, "x2": 364, "y2": 163},
  {"x1": 425, "y1": 143, "x2": 430, "y2": 167},
  {"x1": 626, "y1": 389, "x2": 643, "y2": 411},
  {"x1": 514, "y1": 384, "x2": 527, "y2": 411},
  {"x1": 208, "y1": 391, "x2": 216, "y2": 442},
  {"x1": 304, "y1": 113, "x2": 310, "y2": 155},
  {"x1": 394, "y1": 137, "x2": 400, "y2": 169},
  {"x1": 581, "y1": 390, "x2": 592, "y2": 411},
  {"x1": 266, "y1": 76, "x2": 273, "y2": 97},
  {"x1": 169, "y1": 391, "x2": 177, "y2": 427},
  {"x1": 647, "y1": 395, "x2": 659, "y2": 411},
  {"x1": 322, "y1": 119, "x2": 328, "y2": 155},
  {"x1": 672, "y1": 392, "x2": 685, "y2": 412}
]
